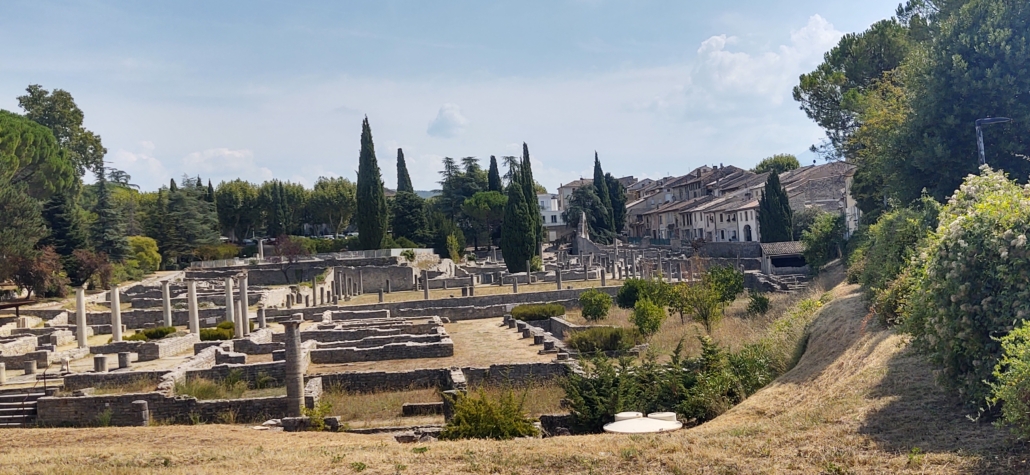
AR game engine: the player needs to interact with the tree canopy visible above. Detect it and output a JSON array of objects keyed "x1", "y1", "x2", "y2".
[
  {"x1": 17, "y1": 85, "x2": 106, "y2": 177},
  {"x1": 752, "y1": 154, "x2": 800, "y2": 175}
]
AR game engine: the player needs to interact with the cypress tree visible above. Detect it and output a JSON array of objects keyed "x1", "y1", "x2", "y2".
[
  {"x1": 487, "y1": 155, "x2": 502, "y2": 192},
  {"x1": 758, "y1": 173, "x2": 793, "y2": 243},
  {"x1": 605, "y1": 172, "x2": 627, "y2": 234},
  {"x1": 91, "y1": 170, "x2": 130, "y2": 261},
  {"x1": 592, "y1": 152, "x2": 614, "y2": 236},
  {"x1": 520, "y1": 143, "x2": 542, "y2": 255},
  {"x1": 206, "y1": 180, "x2": 215, "y2": 202},
  {"x1": 396, "y1": 148, "x2": 414, "y2": 193},
  {"x1": 355, "y1": 117, "x2": 388, "y2": 250},
  {"x1": 500, "y1": 179, "x2": 534, "y2": 273},
  {"x1": 40, "y1": 190, "x2": 87, "y2": 257},
  {"x1": 169, "y1": 178, "x2": 178, "y2": 193}
]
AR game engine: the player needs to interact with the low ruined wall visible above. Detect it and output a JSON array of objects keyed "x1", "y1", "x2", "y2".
[
  {"x1": 337, "y1": 286, "x2": 619, "y2": 318},
  {"x1": 463, "y1": 363, "x2": 570, "y2": 386},
  {"x1": 37, "y1": 392, "x2": 290, "y2": 426},
  {"x1": 86, "y1": 308, "x2": 226, "y2": 329},
  {"x1": 314, "y1": 368, "x2": 451, "y2": 393},
  {"x1": 330, "y1": 309, "x2": 391, "y2": 321},
  {"x1": 525, "y1": 316, "x2": 591, "y2": 339},
  {"x1": 62, "y1": 371, "x2": 169, "y2": 391},
  {"x1": 308, "y1": 339, "x2": 454, "y2": 364},
  {"x1": 0, "y1": 335, "x2": 39, "y2": 357},
  {"x1": 91, "y1": 333, "x2": 199, "y2": 361}
]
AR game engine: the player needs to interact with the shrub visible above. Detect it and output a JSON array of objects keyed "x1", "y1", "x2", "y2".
[
  {"x1": 195, "y1": 243, "x2": 240, "y2": 261},
  {"x1": 566, "y1": 327, "x2": 642, "y2": 354},
  {"x1": 801, "y1": 213, "x2": 845, "y2": 270},
  {"x1": 631, "y1": 298, "x2": 666, "y2": 336},
  {"x1": 704, "y1": 266, "x2": 744, "y2": 303},
  {"x1": 579, "y1": 289, "x2": 612, "y2": 321},
  {"x1": 616, "y1": 278, "x2": 671, "y2": 309},
  {"x1": 991, "y1": 320, "x2": 1030, "y2": 438},
  {"x1": 302, "y1": 400, "x2": 334, "y2": 431},
  {"x1": 560, "y1": 356, "x2": 637, "y2": 433},
  {"x1": 127, "y1": 236, "x2": 161, "y2": 273},
  {"x1": 679, "y1": 282, "x2": 724, "y2": 334},
  {"x1": 400, "y1": 249, "x2": 416, "y2": 261},
  {"x1": 511, "y1": 303, "x2": 565, "y2": 321},
  {"x1": 906, "y1": 168, "x2": 1030, "y2": 410},
  {"x1": 174, "y1": 376, "x2": 247, "y2": 400},
  {"x1": 142, "y1": 326, "x2": 177, "y2": 340},
  {"x1": 124, "y1": 332, "x2": 148, "y2": 341},
  {"x1": 439, "y1": 388, "x2": 538, "y2": 440},
  {"x1": 746, "y1": 292, "x2": 770, "y2": 316},
  {"x1": 200, "y1": 327, "x2": 233, "y2": 341}
]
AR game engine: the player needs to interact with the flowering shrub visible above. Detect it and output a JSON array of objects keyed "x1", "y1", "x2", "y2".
[
  {"x1": 907, "y1": 167, "x2": 1030, "y2": 410},
  {"x1": 990, "y1": 320, "x2": 1030, "y2": 437}
]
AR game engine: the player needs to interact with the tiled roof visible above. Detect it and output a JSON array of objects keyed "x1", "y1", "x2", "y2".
[{"x1": 760, "y1": 241, "x2": 806, "y2": 256}]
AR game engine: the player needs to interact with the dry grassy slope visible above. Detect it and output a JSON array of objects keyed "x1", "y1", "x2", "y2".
[{"x1": 3, "y1": 282, "x2": 1028, "y2": 475}]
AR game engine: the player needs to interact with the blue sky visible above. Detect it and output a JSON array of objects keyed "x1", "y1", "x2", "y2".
[{"x1": 0, "y1": 1, "x2": 900, "y2": 192}]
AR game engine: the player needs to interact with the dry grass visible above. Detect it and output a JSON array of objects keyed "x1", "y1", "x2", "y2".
[
  {"x1": 4, "y1": 271, "x2": 1028, "y2": 473},
  {"x1": 307, "y1": 317, "x2": 552, "y2": 374},
  {"x1": 320, "y1": 387, "x2": 443, "y2": 428},
  {"x1": 91, "y1": 378, "x2": 159, "y2": 395}
]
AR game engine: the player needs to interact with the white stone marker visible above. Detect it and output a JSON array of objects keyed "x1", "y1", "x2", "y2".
[
  {"x1": 224, "y1": 277, "x2": 235, "y2": 324},
  {"x1": 161, "y1": 280, "x2": 172, "y2": 327},
  {"x1": 187, "y1": 280, "x2": 200, "y2": 334}
]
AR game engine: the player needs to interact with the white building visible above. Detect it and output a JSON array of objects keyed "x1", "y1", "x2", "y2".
[{"x1": 537, "y1": 193, "x2": 567, "y2": 242}]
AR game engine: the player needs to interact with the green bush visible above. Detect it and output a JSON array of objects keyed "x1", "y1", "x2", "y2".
[
  {"x1": 704, "y1": 266, "x2": 744, "y2": 303},
  {"x1": 141, "y1": 326, "x2": 177, "y2": 340},
  {"x1": 579, "y1": 289, "x2": 612, "y2": 321},
  {"x1": 746, "y1": 292, "x2": 770, "y2": 316},
  {"x1": 906, "y1": 168, "x2": 1030, "y2": 410},
  {"x1": 175, "y1": 375, "x2": 248, "y2": 400},
  {"x1": 566, "y1": 327, "x2": 642, "y2": 354},
  {"x1": 677, "y1": 282, "x2": 724, "y2": 334},
  {"x1": 616, "y1": 278, "x2": 671, "y2": 309},
  {"x1": 200, "y1": 327, "x2": 233, "y2": 341},
  {"x1": 801, "y1": 213, "x2": 845, "y2": 270},
  {"x1": 124, "y1": 332, "x2": 148, "y2": 341},
  {"x1": 439, "y1": 388, "x2": 538, "y2": 440},
  {"x1": 511, "y1": 303, "x2": 565, "y2": 321},
  {"x1": 216, "y1": 320, "x2": 235, "y2": 330},
  {"x1": 631, "y1": 298, "x2": 666, "y2": 336},
  {"x1": 127, "y1": 236, "x2": 162, "y2": 273},
  {"x1": 991, "y1": 320, "x2": 1030, "y2": 438}
]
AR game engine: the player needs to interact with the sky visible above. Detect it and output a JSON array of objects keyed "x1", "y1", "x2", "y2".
[{"x1": 0, "y1": 1, "x2": 901, "y2": 193}]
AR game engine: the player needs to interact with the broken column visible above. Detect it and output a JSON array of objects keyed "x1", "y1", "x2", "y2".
[
  {"x1": 0, "y1": 363, "x2": 5, "y2": 385},
  {"x1": 93, "y1": 354, "x2": 108, "y2": 373},
  {"x1": 358, "y1": 270, "x2": 363, "y2": 294},
  {"x1": 468, "y1": 275, "x2": 475, "y2": 297},
  {"x1": 24, "y1": 361, "x2": 36, "y2": 375},
  {"x1": 378, "y1": 289, "x2": 384, "y2": 303},
  {"x1": 601, "y1": 268, "x2": 607, "y2": 286},
  {"x1": 187, "y1": 280, "x2": 200, "y2": 334},
  {"x1": 161, "y1": 280, "x2": 172, "y2": 327},
  {"x1": 556, "y1": 268, "x2": 563, "y2": 290},
  {"x1": 283, "y1": 316, "x2": 304, "y2": 418},
  {"x1": 258, "y1": 306, "x2": 267, "y2": 329},
  {"x1": 224, "y1": 277, "x2": 235, "y2": 324},
  {"x1": 110, "y1": 284, "x2": 123, "y2": 342},
  {"x1": 75, "y1": 286, "x2": 87, "y2": 348},
  {"x1": 512, "y1": 276, "x2": 519, "y2": 294},
  {"x1": 118, "y1": 352, "x2": 131, "y2": 369},
  {"x1": 423, "y1": 271, "x2": 430, "y2": 300},
  {"x1": 239, "y1": 273, "x2": 250, "y2": 336}
]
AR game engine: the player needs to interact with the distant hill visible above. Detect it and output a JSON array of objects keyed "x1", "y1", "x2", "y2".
[{"x1": 416, "y1": 190, "x2": 439, "y2": 199}]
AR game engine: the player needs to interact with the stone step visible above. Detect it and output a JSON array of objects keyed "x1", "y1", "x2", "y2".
[
  {"x1": 0, "y1": 393, "x2": 45, "y2": 404},
  {"x1": 0, "y1": 405, "x2": 36, "y2": 415},
  {"x1": 0, "y1": 414, "x2": 35, "y2": 424}
]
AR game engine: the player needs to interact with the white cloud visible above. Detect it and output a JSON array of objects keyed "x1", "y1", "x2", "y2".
[
  {"x1": 181, "y1": 148, "x2": 274, "y2": 184},
  {"x1": 426, "y1": 103, "x2": 468, "y2": 138}
]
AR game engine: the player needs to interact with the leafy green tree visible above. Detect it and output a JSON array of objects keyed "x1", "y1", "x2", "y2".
[
  {"x1": 461, "y1": 191, "x2": 507, "y2": 250},
  {"x1": 792, "y1": 19, "x2": 911, "y2": 158},
  {"x1": 258, "y1": 180, "x2": 308, "y2": 237},
  {"x1": 592, "y1": 152, "x2": 614, "y2": 235},
  {"x1": 127, "y1": 236, "x2": 161, "y2": 273},
  {"x1": 791, "y1": 206, "x2": 827, "y2": 240},
  {"x1": 391, "y1": 191, "x2": 428, "y2": 244},
  {"x1": 801, "y1": 213, "x2": 845, "y2": 270},
  {"x1": 355, "y1": 117, "x2": 388, "y2": 249},
  {"x1": 0, "y1": 178, "x2": 48, "y2": 283},
  {"x1": 427, "y1": 210, "x2": 466, "y2": 259},
  {"x1": 704, "y1": 266, "x2": 744, "y2": 304},
  {"x1": 215, "y1": 179, "x2": 260, "y2": 241},
  {"x1": 307, "y1": 176, "x2": 356, "y2": 236},
  {"x1": 579, "y1": 289, "x2": 613, "y2": 321},
  {"x1": 758, "y1": 173, "x2": 793, "y2": 243},
  {"x1": 499, "y1": 178, "x2": 534, "y2": 273},
  {"x1": 90, "y1": 170, "x2": 130, "y2": 262},
  {"x1": 487, "y1": 155, "x2": 502, "y2": 192},
  {"x1": 562, "y1": 186, "x2": 613, "y2": 244},
  {"x1": 10, "y1": 246, "x2": 64, "y2": 298},
  {"x1": 396, "y1": 148, "x2": 414, "y2": 193},
  {"x1": 631, "y1": 298, "x2": 667, "y2": 336},
  {"x1": 0, "y1": 110, "x2": 74, "y2": 198},
  {"x1": 17, "y1": 85, "x2": 107, "y2": 177},
  {"x1": 605, "y1": 173, "x2": 627, "y2": 234},
  {"x1": 675, "y1": 281, "x2": 724, "y2": 334},
  {"x1": 752, "y1": 154, "x2": 800, "y2": 175}
]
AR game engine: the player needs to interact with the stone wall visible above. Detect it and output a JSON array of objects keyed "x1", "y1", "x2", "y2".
[
  {"x1": 86, "y1": 307, "x2": 226, "y2": 329},
  {"x1": 63, "y1": 371, "x2": 168, "y2": 391},
  {"x1": 0, "y1": 335, "x2": 39, "y2": 357},
  {"x1": 337, "y1": 286, "x2": 619, "y2": 317},
  {"x1": 329, "y1": 309, "x2": 390, "y2": 321},
  {"x1": 463, "y1": 363, "x2": 570, "y2": 386},
  {"x1": 37, "y1": 392, "x2": 291, "y2": 426},
  {"x1": 90, "y1": 333, "x2": 199, "y2": 362},
  {"x1": 334, "y1": 265, "x2": 416, "y2": 292},
  {"x1": 308, "y1": 339, "x2": 454, "y2": 364},
  {"x1": 315, "y1": 368, "x2": 451, "y2": 393}
]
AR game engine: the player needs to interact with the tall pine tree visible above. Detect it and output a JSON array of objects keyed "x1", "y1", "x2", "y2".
[
  {"x1": 520, "y1": 143, "x2": 542, "y2": 255},
  {"x1": 355, "y1": 117, "x2": 388, "y2": 250},
  {"x1": 40, "y1": 190, "x2": 87, "y2": 258},
  {"x1": 206, "y1": 180, "x2": 215, "y2": 202},
  {"x1": 605, "y1": 172, "x2": 627, "y2": 234},
  {"x1": 758, "y1": 173, "x2": 793, "y2": 243},
  {"x1": 592, "y1": 152, "x2": 614, "y2": 236},
  {"x1": 500, "y1": 173, "x2": 534, "y2": 273},
  {"x1": 487, "y1": 155, "x2": 502, "y2": 192},
  {"x1": 91, "y1": 169, "x2": 130, "y2": 261},
  {"x1": 396, "y1": 148, "x2": 414, "y2": 193}
]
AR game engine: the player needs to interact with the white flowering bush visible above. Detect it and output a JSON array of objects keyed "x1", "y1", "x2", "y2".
[{"x1": 907, "y1": 167, "x2": 1030, "y2": 409}]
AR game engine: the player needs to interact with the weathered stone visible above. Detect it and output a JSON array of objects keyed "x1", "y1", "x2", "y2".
[
  {"x1": 117, "y1": 352, "x2": 132, "y2": 369},
  {"x1": 93, "y1": 355, "x2": 108, "y2": 373},
  {"x1": 131, "y1": 400, "x2": 150, "y2": 426},
  {"x1": 394, "y1": 431, "x2": 419, "y2": 443}
]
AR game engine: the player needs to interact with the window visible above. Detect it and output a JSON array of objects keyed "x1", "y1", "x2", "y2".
[
  {"x1": 719, "y1": 214, "x2": 723, "y2": 223},
  {"x1": 720, "y1": 230, "x2": 725, "y2": 240},
  {"x1": 551, "y1": 215, "x2": 557, "y2": 223}
]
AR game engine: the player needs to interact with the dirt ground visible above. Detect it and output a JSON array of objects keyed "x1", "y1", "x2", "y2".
[{"x1": 307, "y1": 317, "x2": 552, "y2": 374}]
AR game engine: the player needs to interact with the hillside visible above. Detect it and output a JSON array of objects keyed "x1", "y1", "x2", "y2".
[{"x1": 2, "y1": 282, "x2": 1026, "y2": 474}]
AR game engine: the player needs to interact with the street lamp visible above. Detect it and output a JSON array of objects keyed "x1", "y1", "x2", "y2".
[{"x1": 976, "y1": 117, "x2": 1013, "y2": 166}]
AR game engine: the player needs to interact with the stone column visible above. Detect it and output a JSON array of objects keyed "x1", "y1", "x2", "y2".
[
  {"x1": 556, "y1": 268, "x2": 563, "y2": 290},
  {"x1": 257, "y1": 239, "x2": 265, "y2": 260},
  {"x1": 75, "y1": 286, "x2": 87, "y2": 348},
  {"x1": 311, "y1": 277, "x2": 318, "y2": 303},
  {"x1": 386, "y1": 279, "x2": 391, "y2": 293},
  {"x1": 0, "y1": 363, "x2": 6, "y2": 386},
  {"x1": 583, "y1": 260, "x2": 589, "y2": 280},
  {"x1": 258, "y1": 306, "x2": 267, "y2": 329},
  {"x1": 378, "y1": 289, "x2": 384, "y2": 303},
  {"x1": 238, "y1": 298, "x2": 247, "y2": 336},
  {"x1": 468, "y1": 275, "x2": 475, "y2": 297},
  {"x1": 224, "y1": 277, "x2": 235, "y2": 324},
  {"x1": 512, "y1": 276, "x2": 519, "y2": 294},
  {"x1": 94, "y1": 354, "x2": 108, "y2": 373},
  {"x1": 423, "y1": 271, "x2": 430, "y2": 300},
  {"x1": 358, "y1": 270, "x2": 363, "y2": 295},
  {"x1": 320, "y1": 287, "x2": 324, "y2": 305},
  {"x1": 161, "y1": 280, "x2": 172, "y2": 327},
  {"x1": 187, "y1": 280, "x2": 200, "y2": 334},
  {"x1": 118, "y1": 352, "x2": 131, "y2": 369},
  {"x1": 239, "y1": 274, "x2": 250, "y2": 336},
  {"x1": 23, "y1": 360, "x2": 36, "y2": 375},
  {"x1": 110, "y1": 284, "x2": 123, "y2": 342},
  {"x1": 283, "y1": 316, "x2": 304, "y2": 418},
  {"x1": 131, "y1": 400, "x2": 150, "y2": 427},
  {"x1": 601, "y1": 269, "x2": 606, "y2": 286}
]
